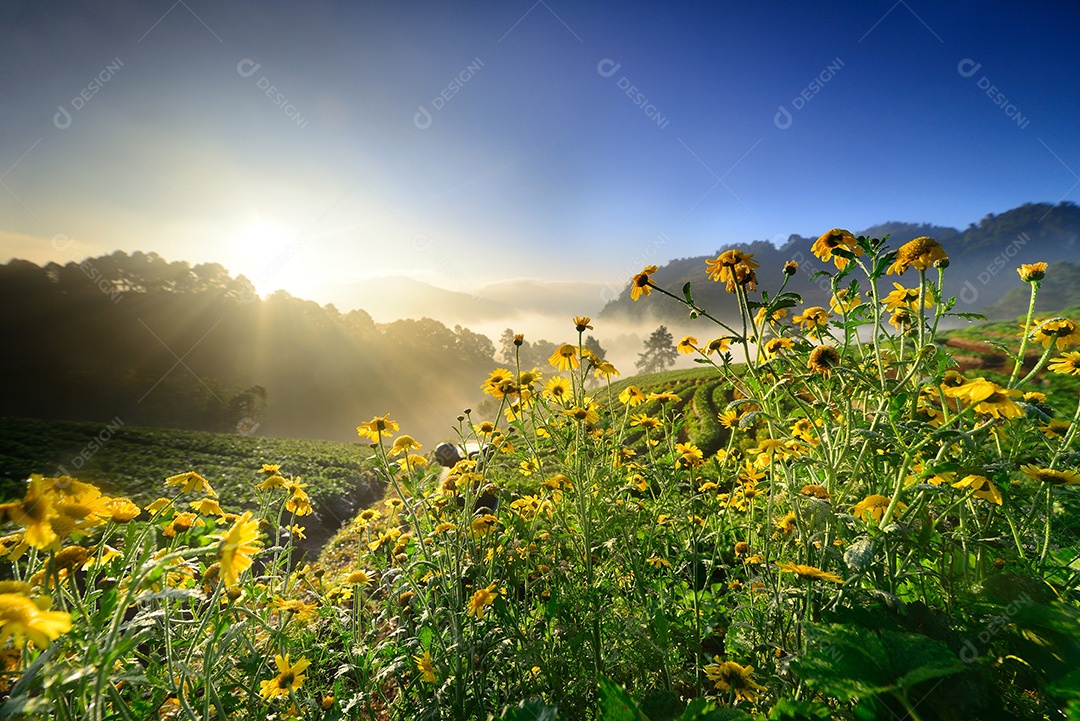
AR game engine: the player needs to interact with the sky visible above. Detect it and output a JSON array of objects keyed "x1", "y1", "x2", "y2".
[{"x1": 2, "y1": 0, "x2": 1079, "y2": 316}]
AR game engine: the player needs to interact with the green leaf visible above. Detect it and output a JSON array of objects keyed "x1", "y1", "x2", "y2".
[
  {"x1": 1047, "y1": 667, "x2": 1080, "y2": 701},
  {"x1": 652, "y1": 608, "x2": 670, "y2": 649},
  {"x1": 598, "y1": 677, "x2": 650, "y2": 721},
  {"x1": 494, "y1": 698, "x2": 563, "y2": 721},
  {"x1": 791, "y1": 625, "x2": 964, "y2": 701},
  {"x1": 766, "y1": 698, "x2": 833, "y2": 720},
  {"x1": 683, "y1": 282, "x2": 694, "y2": 304},
  {"x1": 948, "y1": 312, "x2": 988, "y2": 322}
]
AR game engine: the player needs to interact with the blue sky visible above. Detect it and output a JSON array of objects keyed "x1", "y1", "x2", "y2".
[{"x1": 2, "y1": 0, "x2": 1078, "y2": 309}]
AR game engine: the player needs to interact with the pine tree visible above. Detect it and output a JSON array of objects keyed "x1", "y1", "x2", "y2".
[{"x1": 636, "y1": 325, "x2": 678, "y2": 374}]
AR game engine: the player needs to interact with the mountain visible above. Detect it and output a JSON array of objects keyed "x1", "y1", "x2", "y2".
[
  {"x1": 325, "y1": 276, "x2": 516, "y2": 324},
  {"x1": 984, "y1": 260, "x2": 1080, "y2": 319},
  {"x1": 598, "y1": 202, "x2": 1080, "y2": 325}
]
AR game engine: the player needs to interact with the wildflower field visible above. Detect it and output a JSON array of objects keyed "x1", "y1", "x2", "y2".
[{"x1": 2, "y1": 232, "x2": 1079, "y2": 720}]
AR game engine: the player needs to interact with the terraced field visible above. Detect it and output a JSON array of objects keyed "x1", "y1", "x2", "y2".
[{"x1": 0, "y1": 416, "x2": 384, "y2": 556}]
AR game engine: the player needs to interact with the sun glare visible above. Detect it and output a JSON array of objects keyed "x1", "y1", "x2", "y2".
[{"x1": 231, "y1": 217, "x2": 296, "y2": 294}]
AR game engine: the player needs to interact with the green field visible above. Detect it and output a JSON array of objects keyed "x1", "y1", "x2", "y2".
[{"x1": 0, "y1": 416, "x2": 383, "y2": 543}]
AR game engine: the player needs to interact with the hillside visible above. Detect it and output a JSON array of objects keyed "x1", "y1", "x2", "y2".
[
  {"x1": 0, "y1": 416, "x2": 384, "y2": 558},
  {"x1": 599, "y1": 202, "x2": 1080, "y2": 325},
  {"x1": 984, "y1": 261, "x2": 1080, "y2": 319},
  {"x1": 0, "y1": 253, "x2": 495, "y2": 444}
]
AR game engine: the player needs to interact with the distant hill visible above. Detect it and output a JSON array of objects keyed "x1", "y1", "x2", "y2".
[
  {"x1": 326, "y1": 276, "x2": 613, "y2": 326},
  {"x1": 599, "y1": 202, "x2": 1080, "y2": 325},
  {"x1": 326, "y1": 275, "x2": 516, "y2": 324},
  {"x1": 0, "y1": 252, "x2": 495, "y2": 444},
  {"x1": 983, "y1": 260, "x2": 1080, "y2": 319}
]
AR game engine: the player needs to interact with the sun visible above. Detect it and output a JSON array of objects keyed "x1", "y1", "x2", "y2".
[{"x1": 230, "y1": 216, "x2": 297, "y2": 294}]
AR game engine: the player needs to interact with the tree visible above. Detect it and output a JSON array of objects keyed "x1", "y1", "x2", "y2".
[
  {"x1": 584, "y1": 335, "x2": 606, "y2": 361},
  {"x1": 498, "y1": 328, "x2": 518, "y2": 365},
  {"x1": 635, "y1": 325, "x2": 678, "y2": 375}
]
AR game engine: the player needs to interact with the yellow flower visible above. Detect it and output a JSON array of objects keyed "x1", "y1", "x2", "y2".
[
  {"x1": 630, "y1": 413, "x2": 662, "y2": 430},
  {"x1": 593, "y1": 361, "x2": 620, "y2": 379},
  {"x1": 792, "y1": 306, "x2": 831, "y2": 332},
  {"x1": 630, "y1": 265, "x2": 658, "y2": 301},
  {"x1": 269, "y1": 596, "x2": 319, "y2": 621},
  {"x1": 1020, "y1": 465, "x2": 1080, "y2": 486},
  {"x1": 564, "y1": 403, "x2": 600, "y2": 424},
  {"x1": 647, "y1": 391, "x2": 679, "y2": 402},
  {"x1": 853, "y1": 494, "x2": 903, "y2": 523},
  {"x1": 144, "y1": 497, "x2": 173, "y2": 515},
  {"x1": 415, "y1": 650, "x2": 436, "y2": 683},
  {"x1": 255, "y1": 474, "x2": 289, "y2": 491},
  {"x1": 776, "y1": 562, "x2": 844, "y2": 584},
  {"x1": 467, "y1": 583, "x2": 498, "y2": 619},
  {"x1": 1017, "y1": 262, "x2": 1047, "y2": 282},
  {"x1": 164, "y1": 472, "x2": 218, "y2": 498},
  {"x1": 799, "y1": 484, "x2": 829, "y2": 499},
  {"x1": 548, "y1": 344, "x2": 579, "y2": 371},
  {"x1": 4, "y1": 476, "x2": 57, "y2": 550},
  {"x1": 544, "y1": 376, "x2": 572, "y2": 401},
  {"x1": 1049, "y1": 352, "x2": 1080, "y2": 377},
  {"x1": 705, "y1": 250, "x2": 760, "y2": 292},
  {"x1": 285, "y1": 491, "x2": 313, "y2": 517},
  {"x1": 807, "y1": 345, "x2": 841, "y2": 376},
  {"x1": 357, "y1": 413, "x2": 399, "y2": 442},
  {"x1": 763, "y1": 337, "x2": 794, "y2": 358},
  {"x1": 705, "y1": 337, "x2": 731, "y2": 355},
  {"x1": 189, "y1": 498, "x2": 225, "y2": 517},
  {"x1": 573, "y1": 316, "x2": 593, "y2": 331},
  {"x1": 646, "y1": 555, "x2": 671, "y2": 569},
  {"x1": 703, "y1": 658, "x2": 767, "y2": 702},
  {"x1": 887, "y1": 236, "x2": 948, "y2": 275},
  {"x1": 472, "y1": 514, "x2": 500, "y2": 536},
  {"x1": 260, "y1": 464, "x2": 281, "y2": 475},
  {"x1": 943, "y1": 378, "x2": 1022, "y2": 419},
  {"x1": 717, "y1": 409, "x2": 739, "y2": 428},
  {"x1": 218, "y1": 511, "x2": 261, "y2": 586},
  {"x1": 811, "y1": 228, "x2": 861, "y2": 269},
  {"x1": 0, "y1": 593, "x2": 71, "y2": 649},
  {"x1": 755, "y1": 307, "x2": 787, "y2": 326},
  {"x1": 619, "y1": 386, "x2": 647, "y2": 406},
  {"x1": 882, "y1": 283, "x2": 931, "y2": 312},
  {"x1": 952, "y1": 475, "x2": 1002, "y2": 505},
  {"x1": 677, "y1": 336, "x2": 698, "y2": 354},
  {"x1": 259, "y1": 654, "x2": 310, "y2": 700},
  {"x1": 103, "y1": 498, "x2": 141, "y2": 522},
  {"x1": 482, "y1": 368, "x2": 518, "y2": 399},
  {"x1": 676, "y1": 443, "x2": 704, "y2": 468},
  {"x1": 390, "y1": 435, "x2": 422, "y2": 456},
  {"x1": 830, "y1": 288, "x2": 861, "y2": 314},
  {"x1": 1029, "y1": 318, "x2": 1080, "y2": 350},
  {"x1": 774, "y1": 511, "x2": 797, "y2": 535}
]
